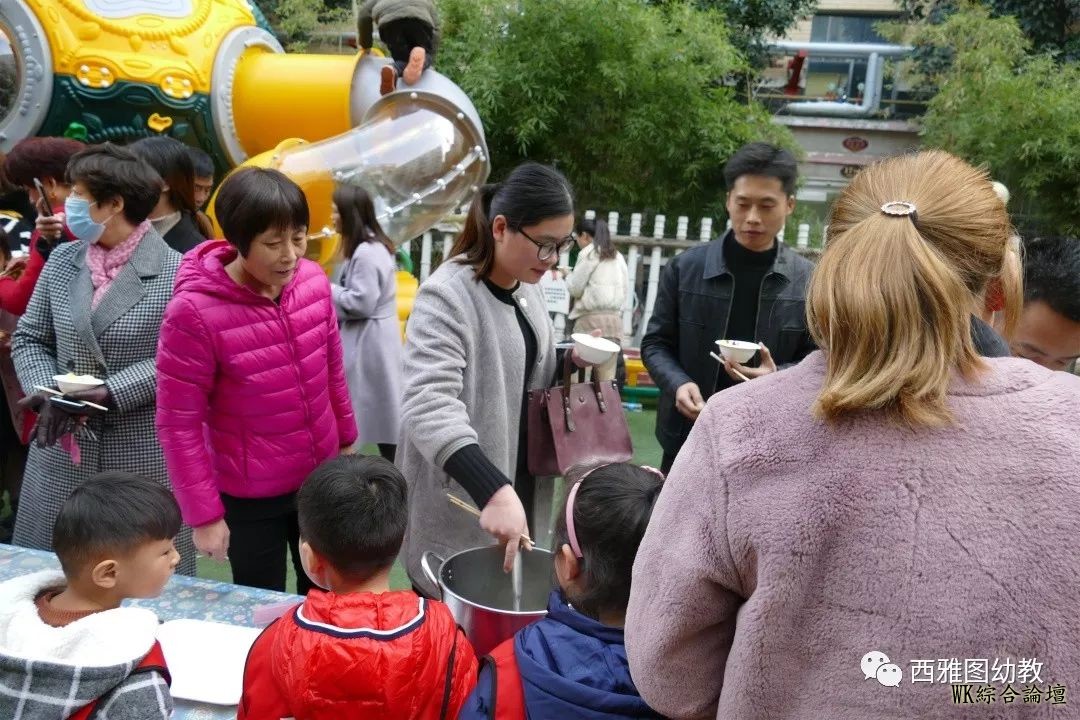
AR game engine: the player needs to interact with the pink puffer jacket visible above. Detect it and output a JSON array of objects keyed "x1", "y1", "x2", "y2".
[{"x1": 156, "y1": 241, "x2": 358, "y2": 527}]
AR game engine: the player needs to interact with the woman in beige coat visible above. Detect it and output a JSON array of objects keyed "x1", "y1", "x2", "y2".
[{"x1": 567, "y1": 218, "x2": 627, "y2": 381}]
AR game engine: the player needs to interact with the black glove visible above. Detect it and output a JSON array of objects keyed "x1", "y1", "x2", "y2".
[
  {"x1": 17, "y1": 393, "x2": 77, "y2": 448},
  {"x1": 35, "y1": 234, "x2": 58, "y2": 261}
]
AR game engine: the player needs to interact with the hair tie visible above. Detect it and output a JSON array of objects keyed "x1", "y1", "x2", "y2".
[
  {"x1": 881, "y1": 200, "x2": 919, "y2": 228},
  {"x1": 564, "y1": 463, "x2": 665, "y2": 559}
]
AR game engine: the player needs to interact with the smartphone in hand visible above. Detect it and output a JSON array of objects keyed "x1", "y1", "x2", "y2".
[
  {"x1": 48, "y1": 395, "x2": 92, "y2": 415},
  {"x1": 32, "y1": 178, "x2": 52, "y2": 217}
]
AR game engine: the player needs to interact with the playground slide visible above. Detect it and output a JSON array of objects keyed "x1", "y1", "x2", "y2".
[{"x1": 0, "y1": 0, "x2": 489, "y2": 267}]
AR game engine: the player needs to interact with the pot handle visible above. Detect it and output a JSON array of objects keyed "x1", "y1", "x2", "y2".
[{"x1": 420, "y1": 551, "x2": 445, "y2": 599}]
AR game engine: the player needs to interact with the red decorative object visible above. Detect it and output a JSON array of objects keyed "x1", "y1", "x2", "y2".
[{"x1": 843, "y1": 136, "x2": 869, "y2": 152}]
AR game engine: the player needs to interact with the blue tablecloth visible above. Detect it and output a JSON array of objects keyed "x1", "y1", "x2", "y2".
[{"x1": 0, "y1": 543, "x2": 302, "y2": 719}]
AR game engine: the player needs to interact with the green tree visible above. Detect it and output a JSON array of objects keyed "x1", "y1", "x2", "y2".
[
  {"x1": 258, "y1": 0, "x2": 350, "y2": 50},
  {"x1": 899, "y1": 0, "x2": 1080, "y2": 58},
  {"x1": 438, "y1": 0, "x2": 794, "y2": 217},
  {"x1": 913, "y1": 5, "x2": 1080, "y2": 234},
  {"x1": 651, "y1": 0, "x2": 818, "y2": 67}
]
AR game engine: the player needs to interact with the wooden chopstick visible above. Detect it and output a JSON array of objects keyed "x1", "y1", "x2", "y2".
[
  {"x1": 34, "y1": 385, "x2": 109, "y2": 412},
  {"x1": 445, "y1": 493, "x2": 533, "y2": 545},
  {"x1": 709, "y1": 352, "x2": 750, "y2": 382}
]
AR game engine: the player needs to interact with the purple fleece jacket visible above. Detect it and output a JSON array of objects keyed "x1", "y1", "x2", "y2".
[{"x1": 626, "y1": 351, "x2": 1080, "y2": 719}]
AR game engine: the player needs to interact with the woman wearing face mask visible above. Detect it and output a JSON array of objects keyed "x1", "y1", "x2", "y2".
[
  {"x1": 399, "y1": 162, "x2": 591, "y2": 596},
  {"x1": 129, "y1": 136, "x2": 213, "y2": 254},
  {"x1": 155, "y1": 167, "x2": 357, "y2": 593},
  {"x1": 10, "y1": 143, "x2": 195, "y2": 573}
]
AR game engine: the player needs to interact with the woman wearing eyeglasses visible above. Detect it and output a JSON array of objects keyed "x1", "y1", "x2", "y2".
[{"x1": 399, "y1": 162, "x2": 579, "y2": 596}]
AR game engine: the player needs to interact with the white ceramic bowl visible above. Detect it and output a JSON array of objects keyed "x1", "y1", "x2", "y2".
[
  {"x1": 716, "y1": 339, "x2": 759, "y2": 364},
  {"x1": 571, "y1": 333, "x2": 620, "y2": 365},
  {"x1": 54, "y1": 373, "x2": 104, "y2": 395}
]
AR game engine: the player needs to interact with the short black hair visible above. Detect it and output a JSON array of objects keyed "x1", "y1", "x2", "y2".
[
  {"x1": 552, "y1": 463, "x2": 664, "y2": 620},
  {"x1": 188, "y1": 146, "x2": 215, "y2": 178},
  {"x1": 53, "y1": 472, "x2": 181, "y2": 576},
  {"x1": 723, "y1": 141, "x2": 798, "y2": 196},
  {"x1": 1022, "y1": 236, "x2": 1080, "y2": 322},
  {"x1": 65, "y1": 143, "x2": 164, "y2": 225},
  {"x1": 213, "y1": 167, "x2": 309, "y2": 256},
  {"x1": 297, "y1": 455, "x2": 407, "y2": 581}
]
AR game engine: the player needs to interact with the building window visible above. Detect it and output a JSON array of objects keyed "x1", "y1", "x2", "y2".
[
  {"x1": 806, "y1": 13, "x2": 899, "y2": 101},
  {"x1": 810, "y1": 14, "x2": 894, "y2": 44}
]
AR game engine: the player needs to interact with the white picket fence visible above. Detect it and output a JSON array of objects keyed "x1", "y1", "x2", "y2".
[{"x1": 404, "y1": 210, "x2": 826, "y2": 344}]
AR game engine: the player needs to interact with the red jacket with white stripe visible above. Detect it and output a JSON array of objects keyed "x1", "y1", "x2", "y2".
[{"x1": 238, "y1": 589, "x2": 477, "y2": 720}]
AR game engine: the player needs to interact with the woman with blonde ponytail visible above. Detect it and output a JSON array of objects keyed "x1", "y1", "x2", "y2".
[
  {"x1": 626, "y1": 150, "x2": 1080, "y2": 720},
  {"x1": 808, "y1": 151, "x2": 1020, "y2": 425}
]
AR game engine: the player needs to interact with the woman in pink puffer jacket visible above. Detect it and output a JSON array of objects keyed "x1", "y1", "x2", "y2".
[{"x1": 156, "y1": 168, "x2": 357, "y2": 593}]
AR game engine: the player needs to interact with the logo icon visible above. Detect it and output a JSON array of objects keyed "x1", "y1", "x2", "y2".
[
  {"x1": 862, "y1": 651, "x2": 903, "y2": 687},
  {"x1": 843, "y1": 136, "x2": 869, "y2": 152}
]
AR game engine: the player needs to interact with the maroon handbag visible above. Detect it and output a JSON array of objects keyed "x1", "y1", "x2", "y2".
[{"x1": 527, "y1": 352, "x2": 633, "y2": 477}]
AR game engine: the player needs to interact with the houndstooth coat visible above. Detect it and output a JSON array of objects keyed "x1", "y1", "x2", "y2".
[{"x1": 9, "y1": 229, "x2": 195, "y2": 574}]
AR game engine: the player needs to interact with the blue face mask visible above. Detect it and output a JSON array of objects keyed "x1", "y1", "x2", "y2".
[{"x1": 63, "y1": 195, "x2": 108, "y2": 243}]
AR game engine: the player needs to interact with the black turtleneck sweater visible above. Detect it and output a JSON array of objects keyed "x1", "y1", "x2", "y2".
[{"x1": 722, "y1": 233, "x2": 778, "y2": 344}]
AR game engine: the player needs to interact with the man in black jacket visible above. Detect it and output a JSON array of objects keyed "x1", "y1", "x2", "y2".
[{"x1": 642, "y1": 143, "x2": 817, "y2": 473}]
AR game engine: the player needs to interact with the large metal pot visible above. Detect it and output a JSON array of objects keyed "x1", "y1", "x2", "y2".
[{"x1": 421, "y1": 546, "x2": 552, "y2": 656}]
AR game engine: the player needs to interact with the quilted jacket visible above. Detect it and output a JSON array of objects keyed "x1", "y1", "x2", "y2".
[
  {"x1": 156, "y1": 240, "x2": 357, "y2": 527},
  {"x1": 238, "y1": 589, "x2": 477, "y2": 720}
]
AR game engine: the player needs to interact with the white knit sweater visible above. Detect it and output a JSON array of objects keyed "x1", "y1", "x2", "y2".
[{"x1": 567, "y1": 243, "x2": 629, "y2": 320}]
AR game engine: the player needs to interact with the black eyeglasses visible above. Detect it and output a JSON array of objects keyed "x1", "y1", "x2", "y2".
[{"x1": 517, "y1": 227, "x2": 576, "y2": 261}]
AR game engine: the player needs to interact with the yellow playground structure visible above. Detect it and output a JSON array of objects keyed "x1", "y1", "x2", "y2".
[{"x1": 0, "y1": 0, "x2": 489, "y2": 300}]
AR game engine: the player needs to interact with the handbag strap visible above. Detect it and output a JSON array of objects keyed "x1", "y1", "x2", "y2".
[
  {"x1": 559, "y1": 352, "x2": 614, "y2": 432},
  {"x1": 561, "y1": 349, "x2": 586, "y2": 393}
]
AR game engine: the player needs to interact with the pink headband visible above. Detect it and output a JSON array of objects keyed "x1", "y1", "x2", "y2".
[{"x1": 565, "y1": 464, "x2": 665, "y2": 559}]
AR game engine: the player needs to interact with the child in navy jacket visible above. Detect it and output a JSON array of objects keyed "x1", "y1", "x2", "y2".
[{"x1": 460, "y1": 462, "x2": 666, "y2": 720}]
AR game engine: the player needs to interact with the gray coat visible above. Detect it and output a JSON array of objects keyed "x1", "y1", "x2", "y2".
[
  {"x1": 398, "y1": 258, "x2": 556, "y2": 596},
  {"x1": 332, "y1": 241, "x2": 402, "y2": 445},
  {"x1": 10, "y1": 230, "x2": 195, "y2": 575}
]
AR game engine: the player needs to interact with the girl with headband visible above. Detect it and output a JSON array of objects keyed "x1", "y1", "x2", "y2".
[{"x1": 460, "y1": 462, "x2": 666, "y2": 720}]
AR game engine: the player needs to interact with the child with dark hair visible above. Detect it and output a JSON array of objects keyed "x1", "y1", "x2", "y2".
[
  {"x1": 460, "y1": 462, "x2": 666, "y2": 720},
  {"x1": 186, "y1": 146, "x2": 216, "y2": 240},
  {"x1": 0, "y1": 472, "x2": 181, "y2": 719},
  {"x1": 156, "y1": 167, "x2": 357, "y2": 594},
  {"x1": 357, "y1": 0, "x2": 439, "y2": 95},
  {"x1": 187, "y1": 146, "x2": 215, "y2": 210},
  {"x1": 239, "y1": 455, "x2": 477, "y2": 720}
]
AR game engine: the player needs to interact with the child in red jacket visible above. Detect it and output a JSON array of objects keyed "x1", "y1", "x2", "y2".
[{"x1": 239, "y1": 455, "x2": 478, "y2": 720}]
